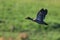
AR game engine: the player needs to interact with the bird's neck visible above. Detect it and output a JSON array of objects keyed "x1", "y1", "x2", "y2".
[{"x1": 29, "y1": 18, "x2": 33, "y2": 21}]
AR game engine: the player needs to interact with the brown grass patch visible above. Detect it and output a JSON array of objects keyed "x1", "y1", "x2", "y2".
[
  {"x1": 0, "y1": 37, "x2": 4, "y2": 40},
  {"x1": 8, "y1": 37, "x2": 13, "y2": 40},
  {"x1": 16, "y1": 32, "x2": 29, "y2": 40}
]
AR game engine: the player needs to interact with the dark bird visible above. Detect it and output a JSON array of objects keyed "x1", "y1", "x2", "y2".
[{"x1": 25, "y1": 8, "x2": 48, "y2": 25}]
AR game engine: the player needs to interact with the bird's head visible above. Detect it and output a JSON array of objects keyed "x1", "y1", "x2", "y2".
[
  {"x1": 25, "y1": 17, "x2": 31, "y2": 19},
  {"x1": 25, "y1": 17, "x2": 33, "y2": 20}
]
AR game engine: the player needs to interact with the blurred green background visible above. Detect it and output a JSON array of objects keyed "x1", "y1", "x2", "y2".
[{"x1": 0, "y1": 0, "x2": 60, "y2": 40}]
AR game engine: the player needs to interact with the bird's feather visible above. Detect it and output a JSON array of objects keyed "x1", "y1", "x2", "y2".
[{"x1": 35, "y1": 9, "x2": 48, "y2": 22}]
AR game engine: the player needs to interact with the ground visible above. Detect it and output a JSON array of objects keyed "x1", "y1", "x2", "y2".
[{"x1": 0, "y1": 0, "x2": 60, "y2": 40}]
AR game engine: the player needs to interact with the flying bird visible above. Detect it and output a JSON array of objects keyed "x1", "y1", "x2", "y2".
[{"x1": 25, "y1": 8, "x2": 48, "y2": 25}]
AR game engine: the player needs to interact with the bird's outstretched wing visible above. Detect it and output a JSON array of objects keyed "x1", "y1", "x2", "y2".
[{"x1": 35, "y1": 8, "x2": 48, "y2": 21}]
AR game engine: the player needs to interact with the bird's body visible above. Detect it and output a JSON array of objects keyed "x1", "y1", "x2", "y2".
[{"x1": 26, "y1": 8, "x2": 48, "y2": 25}]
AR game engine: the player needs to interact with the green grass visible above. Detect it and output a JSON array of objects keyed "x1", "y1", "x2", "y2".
[{"x1": 0, "y1": 0, "x2": 60, "y2": 40}]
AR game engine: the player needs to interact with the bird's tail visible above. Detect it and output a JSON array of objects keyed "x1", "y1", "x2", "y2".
[
  {"x1": 43, "y1": 22, "x2": 48, "y2": 25},
  {"x1": 25, "y1": 17, "x2": 33, "y2": 21}
]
